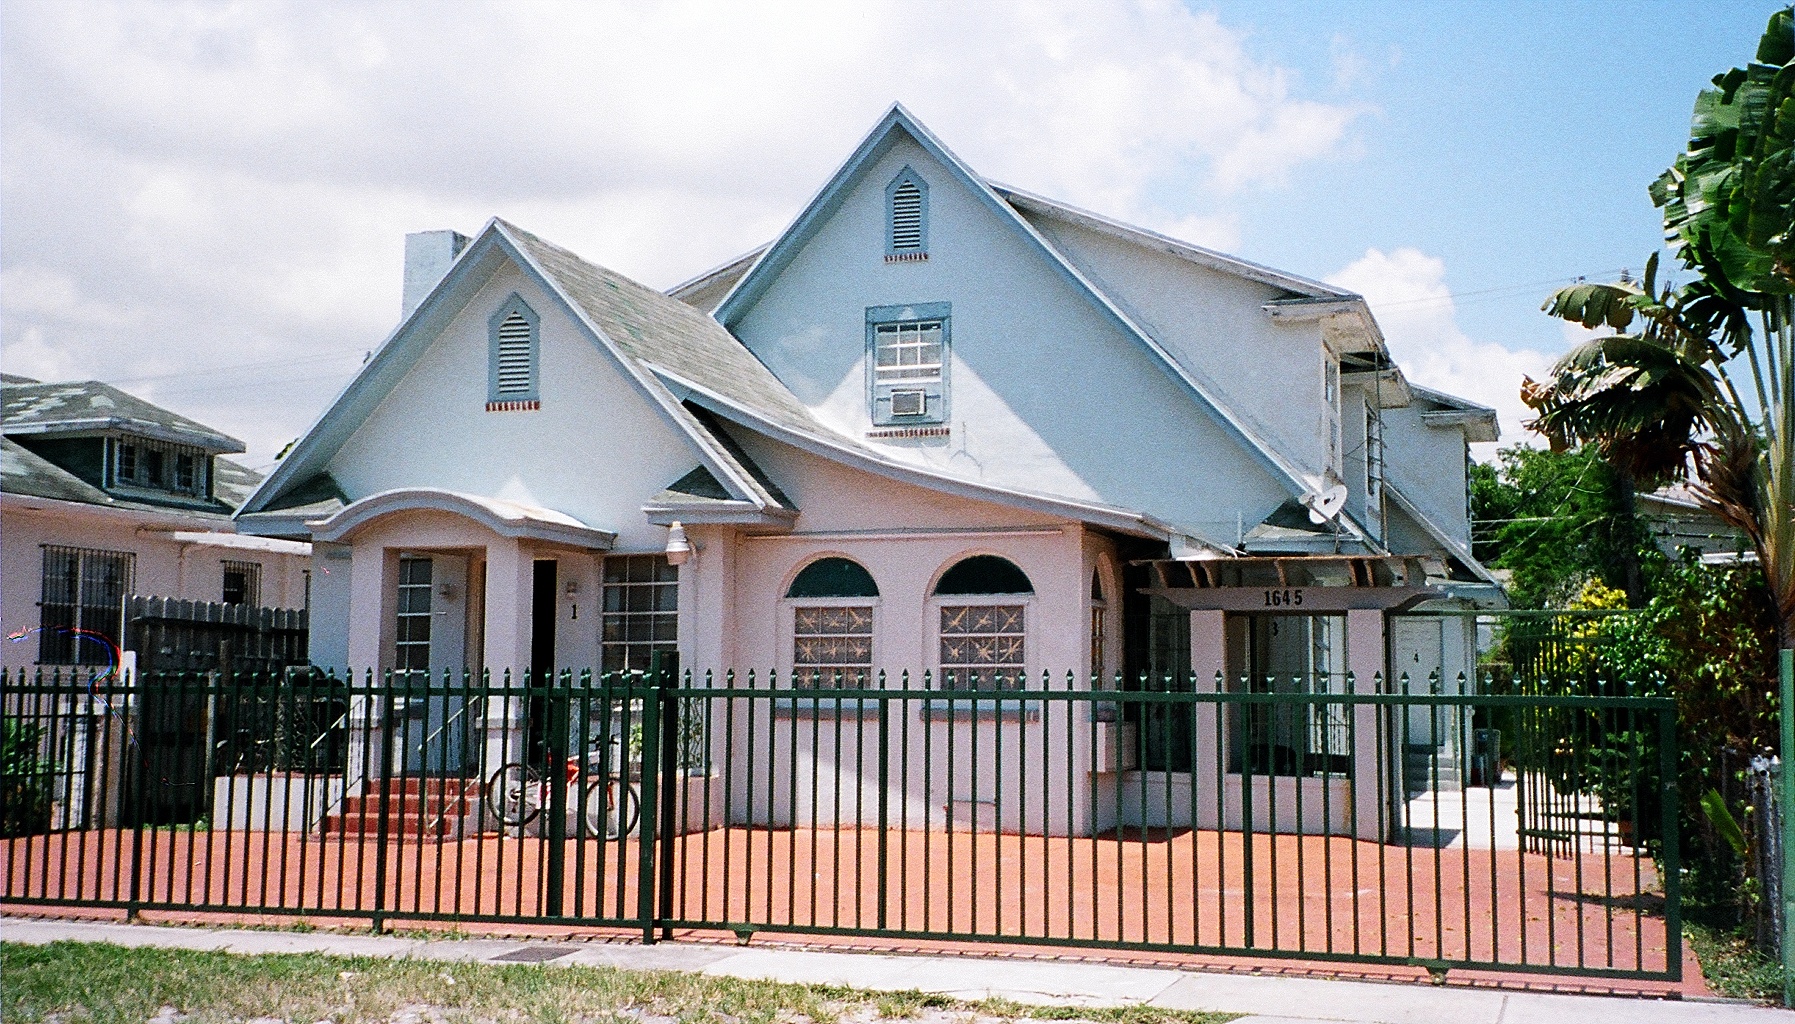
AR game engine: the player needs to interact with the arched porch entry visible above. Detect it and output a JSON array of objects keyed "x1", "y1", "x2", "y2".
[{"x1": 308, "y1": 488, "x2": 615, "y2": 776}]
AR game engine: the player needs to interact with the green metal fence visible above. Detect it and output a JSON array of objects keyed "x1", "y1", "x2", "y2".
[{"x1": 0, "y1": 665, "x2": 1679, "y2": 982}]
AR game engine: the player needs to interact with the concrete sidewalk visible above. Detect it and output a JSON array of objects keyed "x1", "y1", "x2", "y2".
[{"x1": 1, "y1": 916, "x2": 1787, "y2": 1024}]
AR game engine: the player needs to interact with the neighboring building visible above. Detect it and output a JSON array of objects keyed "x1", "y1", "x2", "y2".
[
  {"x1": 236, "y1": 105, "x2": 1501, "y2": 837},
  {"x1": 1635, "y1": 483, "x2": 1753, "y2": 562},
  {"x1": 2, "y1": 376, "x2": 312, "y2": 674}
]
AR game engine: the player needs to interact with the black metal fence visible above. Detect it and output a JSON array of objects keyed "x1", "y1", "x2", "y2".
[{"x1": 0, "y1": 665, "x2": 1679, "y2": 982}]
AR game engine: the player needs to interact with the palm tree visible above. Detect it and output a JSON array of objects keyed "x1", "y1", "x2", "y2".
[{"x1": 1526, "y1": 7, "x2": 1794, "y2": 650}]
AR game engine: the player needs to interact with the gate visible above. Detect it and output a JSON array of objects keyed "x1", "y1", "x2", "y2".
[
  {"x1": 1479, "y1": 610, "x2": 1645, "y2": 857},
  {"x1": 122, "y1": 597, "x2": 308, "y2": 825},
  {"x1": 0, "y1": 664, "x2": 1679, "y2": 982}
]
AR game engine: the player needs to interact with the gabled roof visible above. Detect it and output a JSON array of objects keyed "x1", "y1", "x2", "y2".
[
  {"x1": 1385, "y1": 483, "x2": 1498, "y2": 586},
  {"x1": 990, "y1": 184, "x2": 1350, "y2": 303},
  {"x1": 1410, "y1": 384, "x2": 1500, "y2": 443},
  {"x1": 238, "y1": 218, "x2": 797, "y2": 523},
  {"x1": 244, "y1": 213, "x2": 1195, "y2": 544},
  {"x1": 710, "y1": 103, "x2": 1318, "y2": 504},
  {"x1": 667, "y1": 246, "x2": 767, "y2": 314},
  {"x1": 3, "y1": 379, "x2": 245, "y2": 452}
]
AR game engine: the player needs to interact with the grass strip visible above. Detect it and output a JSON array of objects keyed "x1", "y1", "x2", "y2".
[
  {"x1": 1682, "y1": 920, "x2": 1785, "y2": 1002},
  {"x1": 1, "y1": 941, "x2": 1238, "y2": 1024}
]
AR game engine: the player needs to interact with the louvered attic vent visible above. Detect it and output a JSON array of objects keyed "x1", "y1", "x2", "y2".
[
  {"x1": 487, "y1": 298, "x2": 540, "y2": 411},
  {"x1": 495, "y1": 312, "x2": 532, "y2": 391},
  {"x1": 886, "y1": 173, "x2": 927, "y2": 262}
]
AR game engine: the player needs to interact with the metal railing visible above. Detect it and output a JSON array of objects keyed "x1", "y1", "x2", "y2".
[{"x1": 0, "y1": 665, "x2": 1680, "y2": 982}]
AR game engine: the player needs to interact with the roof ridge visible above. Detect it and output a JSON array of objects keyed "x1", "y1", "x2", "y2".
[{"x1": 990, "y1": 182, "x2": 1352, "y2": 300}]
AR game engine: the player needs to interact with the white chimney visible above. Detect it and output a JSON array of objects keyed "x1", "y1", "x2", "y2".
[{"x1": 402, "y1": 229, "x2": 470, "y2": 320}]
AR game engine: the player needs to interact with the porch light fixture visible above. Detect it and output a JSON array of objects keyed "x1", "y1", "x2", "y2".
[{"x1": 664, "y1": 521, "x2": 692, "y2": 566}]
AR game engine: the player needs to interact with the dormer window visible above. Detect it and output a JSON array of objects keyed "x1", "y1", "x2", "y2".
[
  {"x1": 110, "y1": 436, "x2": 208, "y2": 497},
  {"x1": 885, "y1": 168, "x2": 928, "y2": 262},
  {"x1": 487, "y1": 294, "x2": 540, "y2": 411}
]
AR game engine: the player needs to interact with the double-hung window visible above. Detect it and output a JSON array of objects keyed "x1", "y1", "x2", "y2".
[{"x1": 867, "y1": 303, "x2": 950, "y2": 426}]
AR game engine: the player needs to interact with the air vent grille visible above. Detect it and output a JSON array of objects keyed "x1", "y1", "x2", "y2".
[
  {"x1": 495, "y1": 312, "x2": 533, "y2": 394},
  {"x1": 890, "y1": 181, "x2": 923, "y2": 250}
]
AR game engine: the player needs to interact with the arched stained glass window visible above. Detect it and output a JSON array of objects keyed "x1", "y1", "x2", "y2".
[
  {"x1": 786, "y1": 557, "x2": 879, "y2": 598},
  {"x1": 933, "y1": 555, "x2": 1033, "y2": 596}
]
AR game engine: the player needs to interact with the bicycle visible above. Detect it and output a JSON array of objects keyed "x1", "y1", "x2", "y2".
[{"x1": 485, "y1": 746, "x2": 641, "y2": 838}]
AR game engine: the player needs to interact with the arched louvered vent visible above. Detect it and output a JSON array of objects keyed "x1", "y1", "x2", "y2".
[{"x1": 494, "y1": 312, "x2": 533, "y2": 394}]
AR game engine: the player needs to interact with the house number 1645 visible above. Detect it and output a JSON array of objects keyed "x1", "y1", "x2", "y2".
[{"x1": 1263, "y1": 588, "x2": 1304, "y2": 607}]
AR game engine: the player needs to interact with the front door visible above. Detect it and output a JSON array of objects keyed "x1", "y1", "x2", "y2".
[
  {"x1": 395, "y1": 553, "x2": 470, "y2": 775},
  {"x1": 1391, "y1": 616, "x2": 1444, "y2": 747}
]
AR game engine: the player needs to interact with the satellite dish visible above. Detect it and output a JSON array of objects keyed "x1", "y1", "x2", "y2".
[{"x1": 1305, "y1": 483, "x2": 1349, "y2": 524}]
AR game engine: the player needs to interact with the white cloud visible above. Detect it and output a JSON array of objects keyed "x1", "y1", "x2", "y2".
[
  {"x1": 1326, "y1": 248, "x2": 1553, "y2": 454},
  {"x1": 1, "y1": 0, "x2": 1368, "y2": 464}
]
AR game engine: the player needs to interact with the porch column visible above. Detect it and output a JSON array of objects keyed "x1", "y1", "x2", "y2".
[
  {"x1": 1190, "y1": 609, "x2": 1225, "y2": 831},
  {"x1": 344, "y1": 544, "x2": 391, "y2": 798},
  {"x1": 1346, "y1": 608, "x2": 1385, "y2": 841},
  {"x1": 481, "y1": 537, "x2": 534, "y2": 782},
  {"x1": 483, "y1": 537, "x2": 533, "y2": 678}
]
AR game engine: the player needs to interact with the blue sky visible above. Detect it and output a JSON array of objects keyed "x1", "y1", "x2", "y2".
[
  {"x1": 0, "y1": 1, "x2": 1781, "y2": 466},
  {"x1": 1202, "y1": 1, "x2": 1772, "y2": 352}
]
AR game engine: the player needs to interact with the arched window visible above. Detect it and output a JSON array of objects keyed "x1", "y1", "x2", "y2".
[
  {"x1": 934, "y1": 555, "x2": 1031, "y2": 690},
  {"x1": 1090, "y1": 568, "x2": 1107, "y2": 688},
  {"x1": 885, "y1": 167, "x2": 928, "y2": 260},
  {"x1": 787, "y1": 557, "x2": 877, "y2": 689},
  {"x1": 787, "y1": 557, "x2": 879, "y2": 598},
  {"x1": 487, "y1": 294, "x2": 540, "y2": 409},
  {"x1": 934, "y1": 555, "x2": 1032, "y2": 595}
]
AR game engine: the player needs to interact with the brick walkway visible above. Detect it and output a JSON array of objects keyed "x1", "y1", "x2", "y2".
[{"x1": 2, "y1": 824, "x2": 1685, "y2": 991}]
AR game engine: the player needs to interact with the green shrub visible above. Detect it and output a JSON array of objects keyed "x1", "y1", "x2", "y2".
[{"x1": 0, "y1": 718, "x2": 54, "y2": 837}]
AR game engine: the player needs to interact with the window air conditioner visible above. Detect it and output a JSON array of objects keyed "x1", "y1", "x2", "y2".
[{"x1": 890, "y1": 390, "x2": 927, "y2": 417}]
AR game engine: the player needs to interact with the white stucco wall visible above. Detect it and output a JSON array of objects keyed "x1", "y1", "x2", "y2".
[
  {"x1": 1017, "y1": 212, "x2": 1332, "y2": 480},
  {"x1": 727, "y1": 134, "x2": 1290, "y2": 545},
  {"x1": 326, "y1": 263, "x2": 708, "y2": 555},
  {"x1": 1, "y1": 501, "x2": 311, "y2": 675},
  {"x1": 1381, "y1": 403, "x2": 1473, "y2": 547}
]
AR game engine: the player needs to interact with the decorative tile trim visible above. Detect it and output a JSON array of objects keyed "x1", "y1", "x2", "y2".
[
  {"x1": 884, "y1": 252, "x2": 929, "y2": 263},
  {"x1": 866, "y1": 425, "x2": 950, "y2": 439},
  {"x1": 485, "y1": 399, "x2": 541, "y2": 412}
]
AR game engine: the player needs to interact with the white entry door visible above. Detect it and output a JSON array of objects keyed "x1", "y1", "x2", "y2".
[{"x1": 1391, "y1": 617, "x2": 1444, "y2": 747}]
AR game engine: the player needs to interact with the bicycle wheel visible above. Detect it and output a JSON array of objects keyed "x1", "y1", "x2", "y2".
[
  {"x1": 583, "y1": 778, "x2": 641, "y2": 838},
  {"x1": 486, "y1": 762, "x2": 544, "y2": 828}
]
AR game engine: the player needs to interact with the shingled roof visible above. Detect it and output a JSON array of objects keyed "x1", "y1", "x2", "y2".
[{"x1": 3, "y1": 380, "x2": 245, "y2": 452}]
